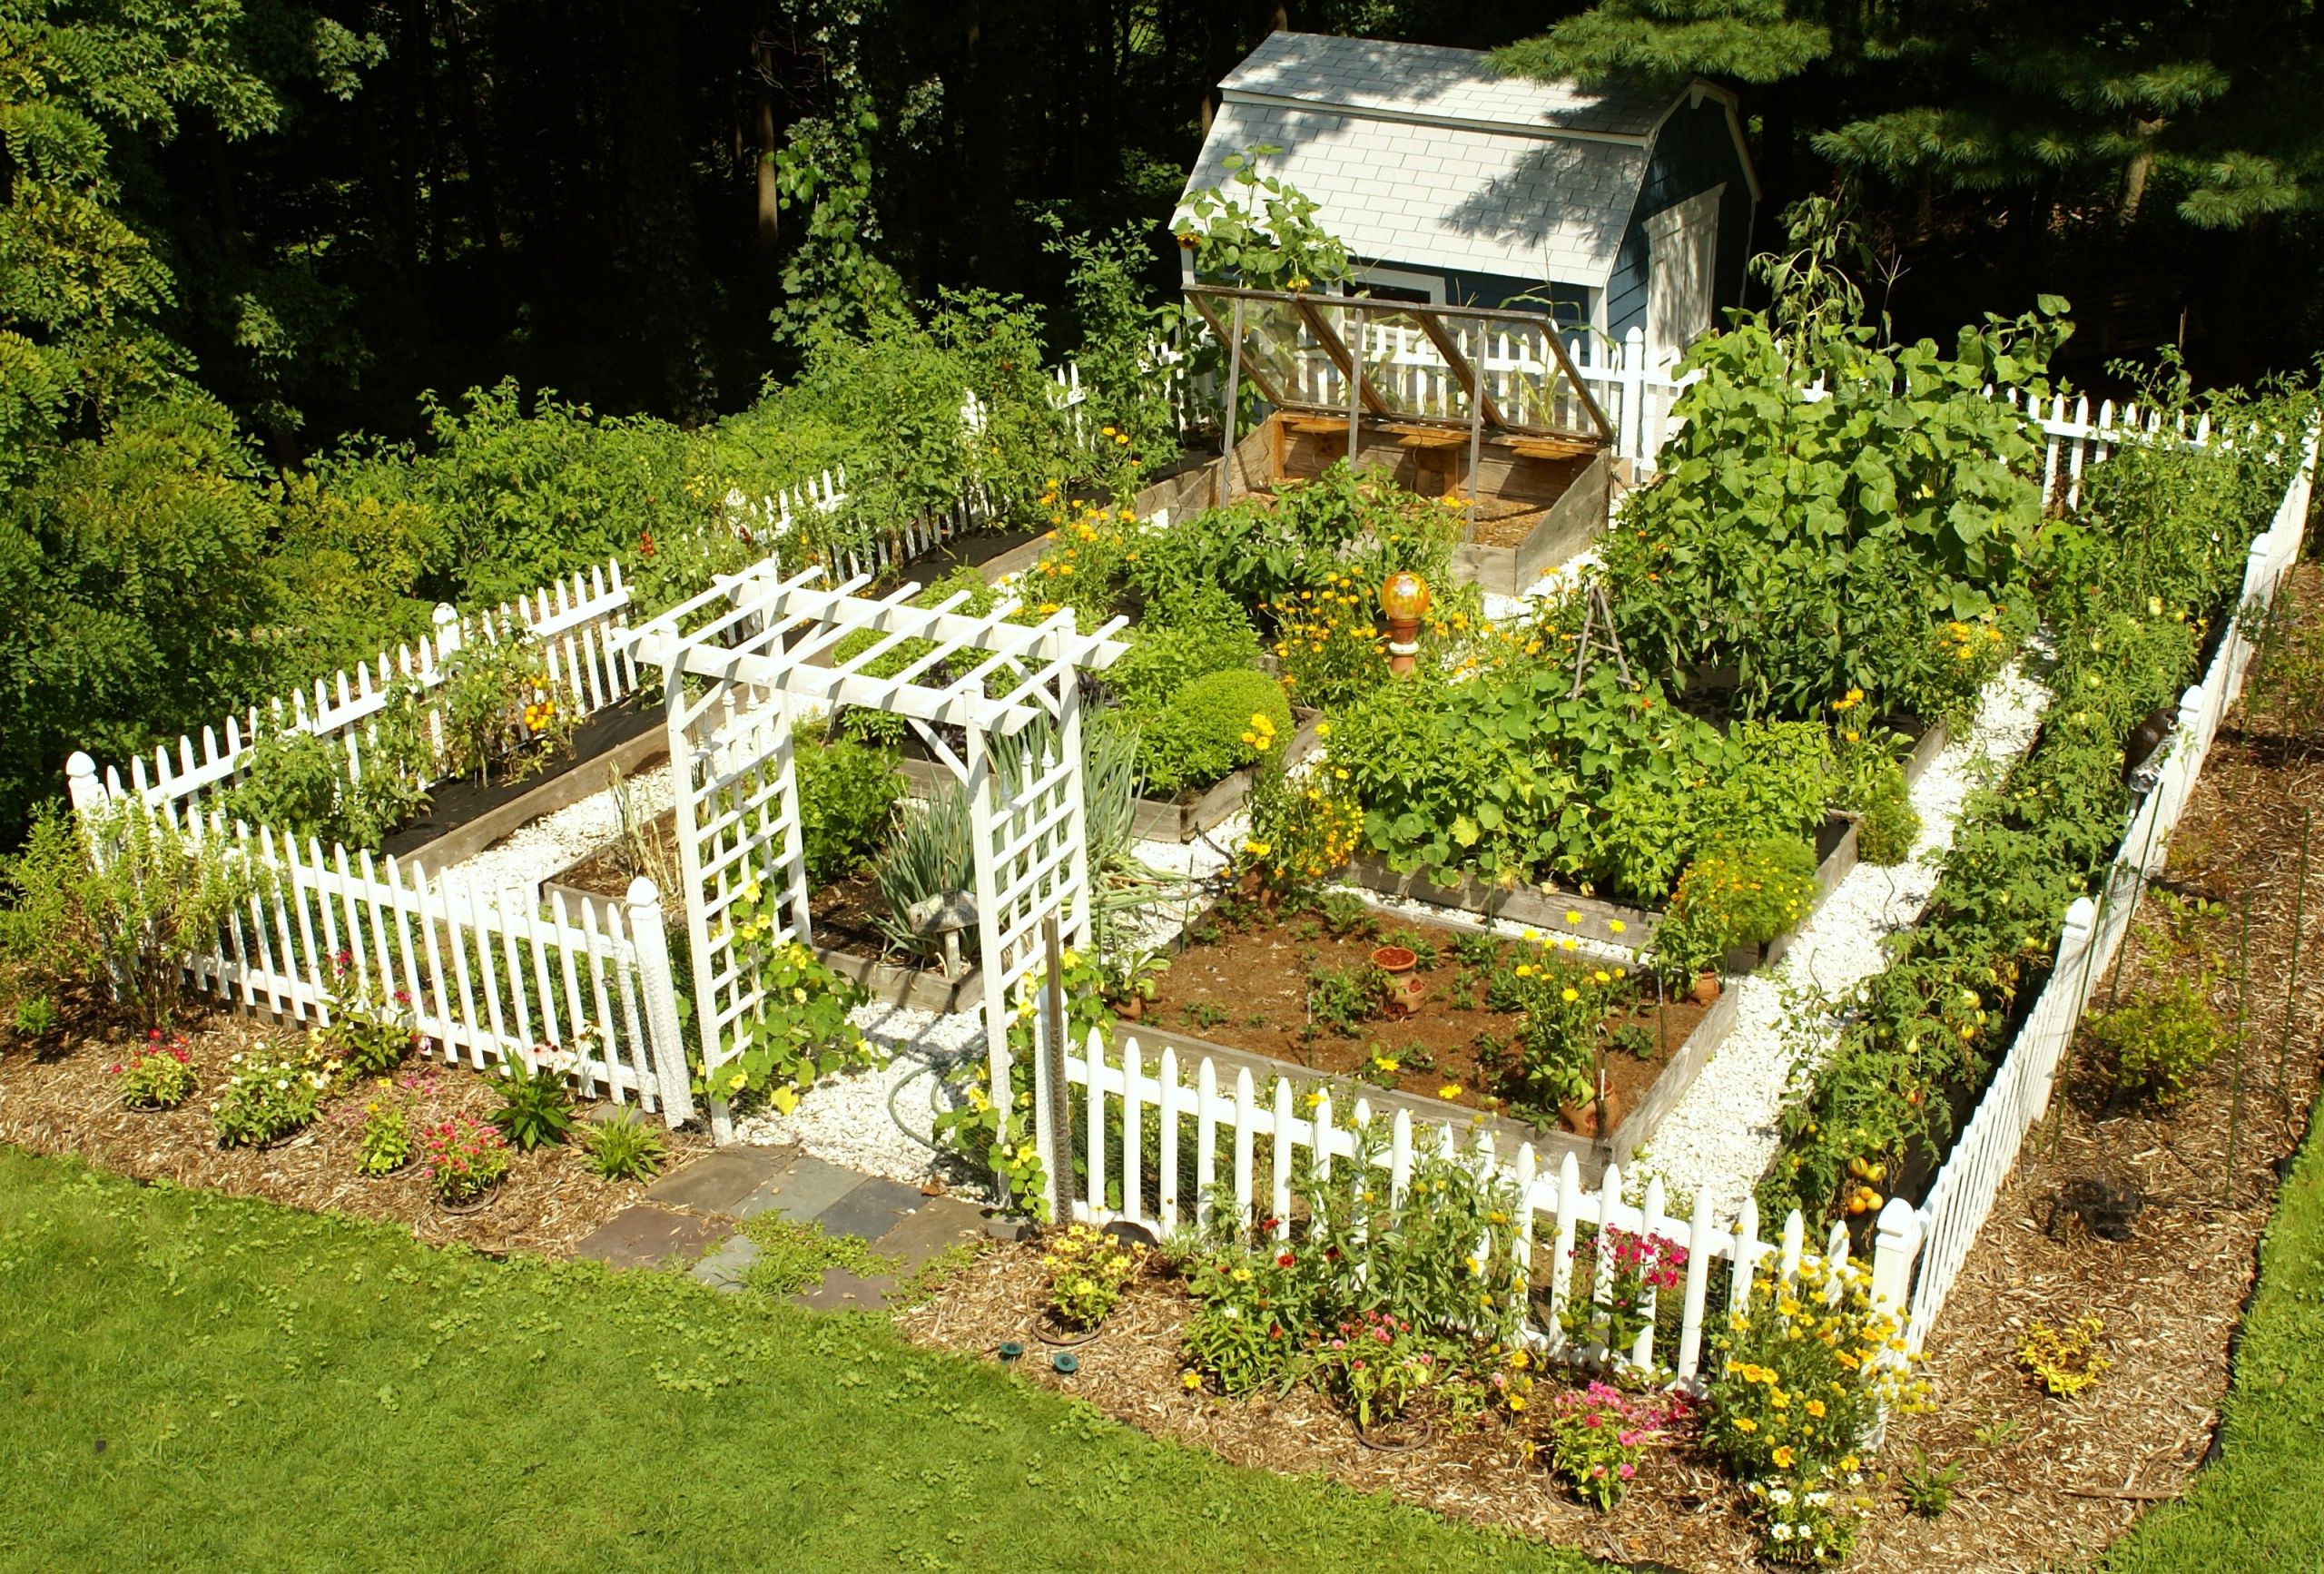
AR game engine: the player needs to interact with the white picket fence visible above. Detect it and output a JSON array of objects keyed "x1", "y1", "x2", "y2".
[
  {"x1": 1049, "y1": 1026, "x2": 1920, "y2": 1386},
  {"x1": 64, "y1": 762, "x2": 696, "y2": 1122},
  {"x1": 1904, "y1": 433, "x2": 2319, "y2": 1349},
  {"x1": 105, "y1": 558, "x2": 642, "y2": 828}
]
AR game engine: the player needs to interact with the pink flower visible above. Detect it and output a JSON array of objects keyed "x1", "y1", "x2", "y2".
[{"x1": 1619, "y1": 1462, "x2": 1637, "y2": 1480}]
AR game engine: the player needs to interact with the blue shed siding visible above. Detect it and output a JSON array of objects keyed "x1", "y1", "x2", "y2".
[{"x1": 1606, "y1": 98, "x2": 1755, "y2": 344}]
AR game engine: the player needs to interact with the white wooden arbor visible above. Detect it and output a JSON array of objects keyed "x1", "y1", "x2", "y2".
[{"x1": 624, "y1": 563, "x2": 1128, "y2": 1145}]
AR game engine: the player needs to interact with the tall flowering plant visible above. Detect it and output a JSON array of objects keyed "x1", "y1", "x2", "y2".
[
  {"x1": 1706, "y1": 1256, "x2": 1929, "y2": 1565},
  {"x1": 1559, "y1": 1226, "x2": 1688, "y2": 1360}
]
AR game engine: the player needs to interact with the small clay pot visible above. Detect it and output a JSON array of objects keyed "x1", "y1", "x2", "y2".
[
  {"x1": 434, "y1": 1182, "x2": 502, "y2": 1217},
  {"x1": 1689, "y1": 972, "x2": 1722, "y2": 1007},
  {"x1": 1114, "y1": 996, "x2": 1144, "y2": 1022},
  {"x1": 1560, "y1": 1097, "x2": 1601, "y2": 1137},
  {"x1": 1384, "y1": 978, "x2": 1426, "y2": 1019},
  {"x1": 1371, "y1": 945, "x2": 1418, "y2": 976},
  {"x1": 1354, "y1": 1413, "x2": 1433, "y2": 1452}
]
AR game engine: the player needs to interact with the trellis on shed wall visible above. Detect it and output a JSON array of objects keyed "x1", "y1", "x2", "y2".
[{"x1": 625, "y1": 563, "x2": 1128, "y2": 1151}]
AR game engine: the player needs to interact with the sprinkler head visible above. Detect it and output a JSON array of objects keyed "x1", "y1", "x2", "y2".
[
  {"x1": 1051, "y1": 1353, "x2": 1079, "y2": 1376},
  {"x1": 997, "y1": 1341, "x2": 1024, "y2": 1362}
]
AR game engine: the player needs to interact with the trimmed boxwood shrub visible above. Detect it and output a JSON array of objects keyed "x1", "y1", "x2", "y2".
[{"x1": 1132, "y1": 668, "x2": 1294, "y2": 799}]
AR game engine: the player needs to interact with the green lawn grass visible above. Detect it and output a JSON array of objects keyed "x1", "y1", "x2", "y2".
[
  {"x1": 2103, "y1": 1096, "x2": 2324, "y2": 1572},
  {"x1": 0, "y1": 1146, "x2": 1604, "y2": 1573}
]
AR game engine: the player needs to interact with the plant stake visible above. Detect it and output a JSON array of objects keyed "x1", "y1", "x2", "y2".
[{"x1": 2281, "y1": 807, "x2": 2311, "y2": 1105}]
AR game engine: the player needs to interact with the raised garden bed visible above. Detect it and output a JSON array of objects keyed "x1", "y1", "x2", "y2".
[
  {"x1": 543, "y1": 819, "x2": 979, "y2": 1016},
  {"x1": 1449, "y1": 451, "x2": 1610, "y2": 596},
  {"x1": 1339, "y1": 716, "x2": 1953, "y2": 963},
  {"x1": 384, "y1": 699, "x2": 667, "y2": 872},
  {"x1": 1133, "y1": 902, "x2": 1736, "y2": 1179}
]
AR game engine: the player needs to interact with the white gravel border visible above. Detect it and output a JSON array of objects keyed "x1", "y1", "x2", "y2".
[{"x1": 1627, "y1": 659, "x2": 2053, "y2": 1217}]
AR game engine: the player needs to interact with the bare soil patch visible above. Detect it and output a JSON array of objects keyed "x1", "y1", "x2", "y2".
[{"x1": 1149, "y1": 907, "x2": 1704, "y2": 1132}]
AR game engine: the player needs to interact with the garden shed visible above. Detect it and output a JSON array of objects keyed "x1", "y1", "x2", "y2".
[{"x1": 1182, "y1": 32, "x2": 1759, "y2": 368}]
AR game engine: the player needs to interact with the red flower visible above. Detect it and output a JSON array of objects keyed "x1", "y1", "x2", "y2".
[{"x1": 1275, "y1": 1252, "x2": 1295, "y2": 1268}]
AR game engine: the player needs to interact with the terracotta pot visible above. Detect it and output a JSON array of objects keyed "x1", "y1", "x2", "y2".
[
  {"x1": 1560, "y1": 1097, "x2": 1600, "y2": 1137},
  {"x1": 1689, "y1": 972, "x2": 1722, "y2": 1007},
  {"x1": 1114, "y1": 996, "x2": 1144, "y2": 1022},
  {"x1": 1370, "y1": 945, "x2": 1417, "y2": 976},
  {"x1": 1384, "y1": 978, "x2": 1426, "y2": 1019}
]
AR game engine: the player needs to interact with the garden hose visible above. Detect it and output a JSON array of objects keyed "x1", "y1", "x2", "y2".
[{"x1": 887, "y1": 1058, "x2": 950, "y2": 1153}]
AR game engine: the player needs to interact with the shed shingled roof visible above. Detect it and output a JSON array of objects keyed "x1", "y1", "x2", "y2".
[{"x1": 1184, "y1": 32, "x2": 1677, "y2": 286}]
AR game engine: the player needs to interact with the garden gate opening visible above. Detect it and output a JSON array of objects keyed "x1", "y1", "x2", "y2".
[{"x1": 624, "y1": 562, "x2": 1128, "y2": 1149}]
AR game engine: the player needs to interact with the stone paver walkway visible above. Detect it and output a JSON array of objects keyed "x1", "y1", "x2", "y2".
[{"x1": 570, "y1": 1145, "x2": 988, "y2": 1311}]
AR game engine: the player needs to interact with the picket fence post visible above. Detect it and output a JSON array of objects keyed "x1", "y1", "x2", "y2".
[
  {"x1": 64, "y1": 751, "x2": 107, "y2": 816},
  {"x1": 1619, "y1": 326, "x2": 1647, "y2": 464},
  {"x1": 625, "y1": 877, "x2": 694, "y2": 1128},
  {"x1": 2032, "y1": 896, "x2": 2098, "y2": 1122}
]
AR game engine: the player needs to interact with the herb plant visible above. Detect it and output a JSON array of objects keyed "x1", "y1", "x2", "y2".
[{"x1": 487, "y1": 1046, "x2": 576, "y2": 1151}]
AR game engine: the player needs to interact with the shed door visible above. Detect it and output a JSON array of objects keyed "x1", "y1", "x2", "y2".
[{"x1": 1646, "y1": 184, "x2": 1723, "y2": 369}]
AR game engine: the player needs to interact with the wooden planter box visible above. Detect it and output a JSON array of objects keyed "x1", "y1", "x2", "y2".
[
  {"x1": 388, "y1": 703, "x2": 669, "y2": 878},
  {"x1": 1451, "y1": 451, "x2": 1611, "y2": 596},
  {"x1": 1118, "y1": 975, "x2": 1739, "y2": 1186}
]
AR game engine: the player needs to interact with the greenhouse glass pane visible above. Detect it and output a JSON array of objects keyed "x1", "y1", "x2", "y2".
[{"x1": 1349, "y1": 306, "x2": 1471, "y2": 423}]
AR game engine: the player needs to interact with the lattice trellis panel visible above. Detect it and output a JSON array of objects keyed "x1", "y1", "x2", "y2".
[{"x1": 668, "y1": 678, "x2": 811, "y2": 1129}]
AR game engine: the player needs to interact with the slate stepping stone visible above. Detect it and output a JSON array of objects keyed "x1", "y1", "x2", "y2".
[
  {"x1": 734, "y1": 1154, "x2": 868, "y2": 1225},
  {"x1": 812, "y1": 1176, "x2": 926, "y2": 1244},
  {"x1": 572, "y1": 1205, "x2": 730, "y2": 1271},
  {"x1": 645, "y1": 1147, "x2": 796, "y2": 1215},
  {"x1": 689, "y1": 1234, "x2": 761, "y2": 1294}
]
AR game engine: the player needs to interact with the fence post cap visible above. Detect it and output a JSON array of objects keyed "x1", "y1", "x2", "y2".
[
  {"x1": 65, "y1": 751, "x2": 97, "y2": 780},
  {"x1": 1873, "y1": 1195, "x2": 1922, "y2": 1248},
  {"x1": 430, "y1": 603, "x2": 458, "y2": 626},
  {"x1": 625, "y1": 876, "x2": 663, "y2": 910},
  {"x1": 2062, "y1": 894, "x2": 2099, "y2": 934}
]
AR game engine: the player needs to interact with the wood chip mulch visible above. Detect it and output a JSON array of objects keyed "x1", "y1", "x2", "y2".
[
  {"x1": 0, "y1": 1002, "x2": 713, "y2": 1258},
  {"x1": 899, "y1": 565, "x2": 2324, "y2": 1573}
]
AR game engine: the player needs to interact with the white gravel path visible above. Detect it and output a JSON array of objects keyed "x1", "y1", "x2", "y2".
[
  {"x1": 1628, "y1": 659, "x2": 2053, "y2": 1217},
  {"x1": 731, "y1": 1000, "x2": 991, "y2": 1190},
  {"x1": 428, "y1": 760, "x2": 675, "y2": 903}
]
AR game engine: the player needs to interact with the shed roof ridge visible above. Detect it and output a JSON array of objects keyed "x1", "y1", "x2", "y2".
[{"x1": 1218, "y1": 29, "x2": 1675, "y2": 142}]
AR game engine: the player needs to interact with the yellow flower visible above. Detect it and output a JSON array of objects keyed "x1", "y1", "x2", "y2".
[
  {"x1": 1608, "y1": 919, "x2": 1626, "y2": 934},
  {"x1": 1806, "y1": 1399, "x2": 1827, "y2": 1418},
  {"x1": 1564, "y1": 910, "x2": 1582, "y2": 925},
  {"x1": 1561, "y1": 988, "x2": 1579, "y2": 1003},
  {"x1": 1771, "y1": 1446, "x2": 1796, "y2": 1470},
  {"x1": 1182, "y1": 1372, "x2": 1202, "y2": 1390},
  {"x1": 1314, "y1": 720, "x2": 1331, "y2": 737},
  {"x1": 1438, "y1": 1084, "x2": 1462, "y2": 1098},
  {"x1": 1515, "y1": 964, "x2": 1535, "y2": 978},
  {"x1": 1733, "y1": 1416, "x2": 1758, "y2": 1433},
  {"x1": 1506, "y1": 1394, "x2": 1526, "y2": 1412}
]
